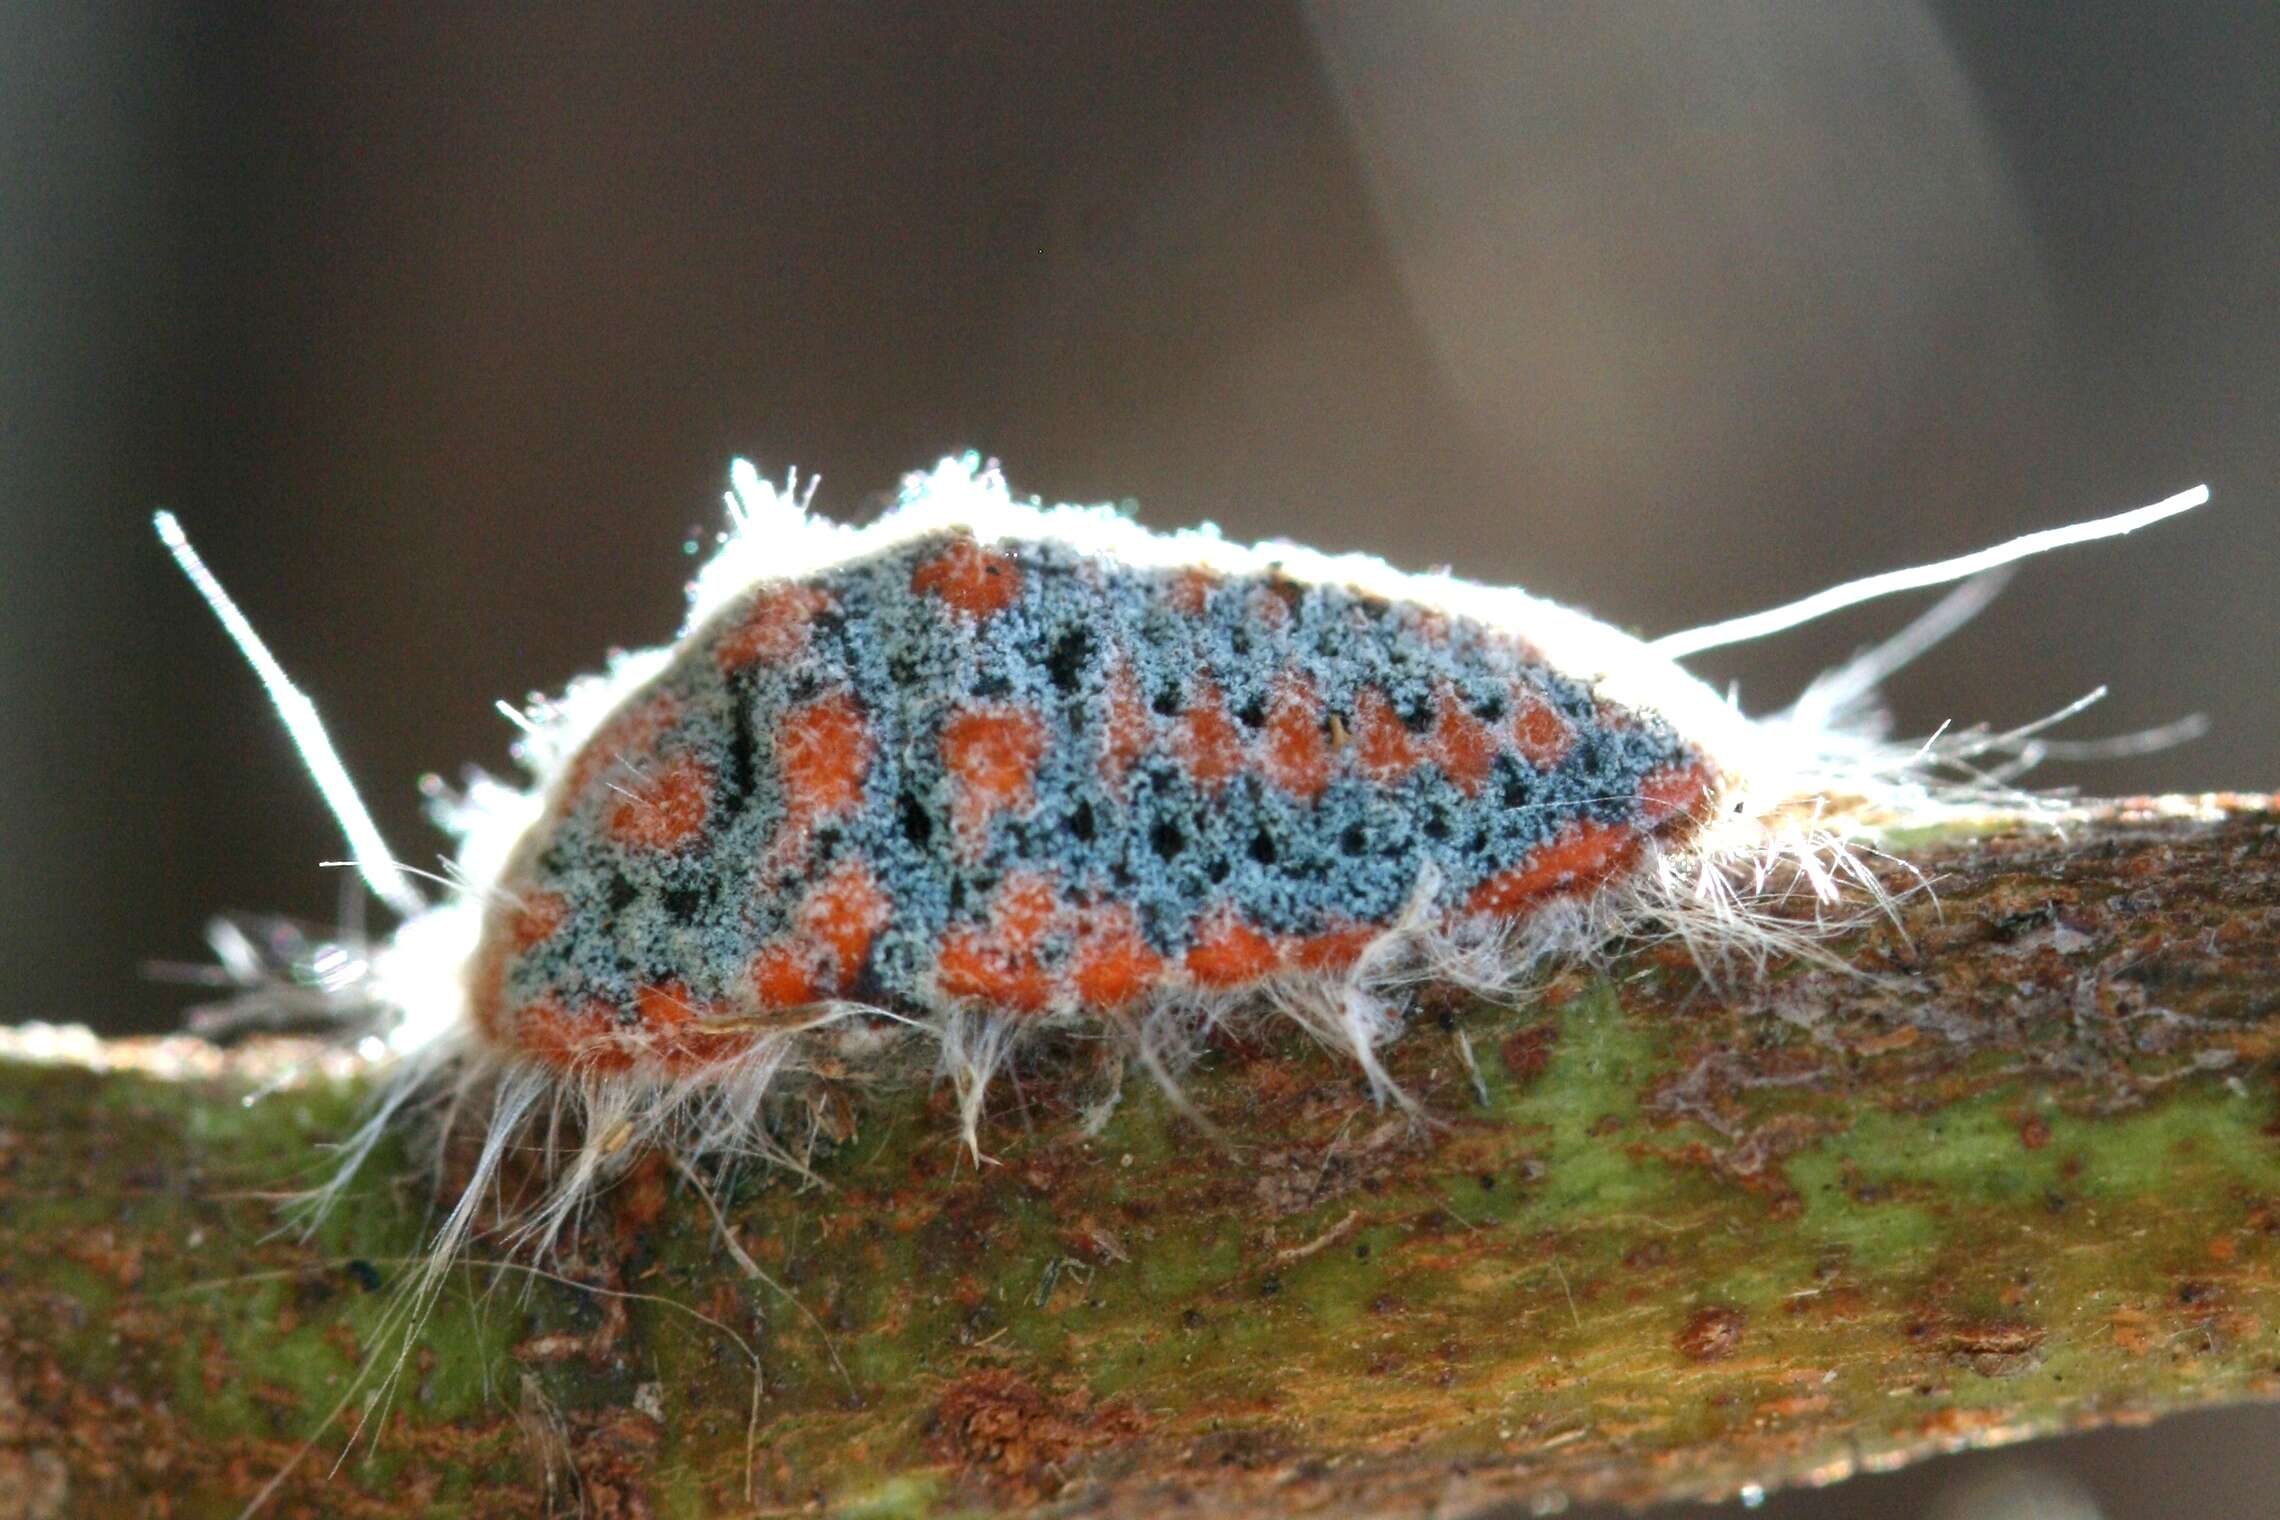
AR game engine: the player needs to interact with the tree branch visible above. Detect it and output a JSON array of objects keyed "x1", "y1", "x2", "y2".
[{"x1": 4, "y1": 798, "x2": 2278, "y2": 1518}]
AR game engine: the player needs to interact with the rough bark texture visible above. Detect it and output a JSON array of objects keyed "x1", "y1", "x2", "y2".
[{"x1": 4, "y1": 798, "x2": 2279, "y2": 1519}]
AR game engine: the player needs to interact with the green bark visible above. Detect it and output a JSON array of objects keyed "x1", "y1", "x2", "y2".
[{"x1": 3, "y1": 800, "x2": 2278, "y2": 1518}]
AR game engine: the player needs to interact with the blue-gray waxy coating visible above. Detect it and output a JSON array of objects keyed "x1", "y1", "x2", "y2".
[{"x1": 481, "y1": 529, "x2": 1709, "y2": 1050}]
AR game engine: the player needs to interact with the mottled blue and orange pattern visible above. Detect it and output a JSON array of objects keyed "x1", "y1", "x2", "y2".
[{"x1": 471, "y1": 528, "x2": 1716, "y2": 1072}]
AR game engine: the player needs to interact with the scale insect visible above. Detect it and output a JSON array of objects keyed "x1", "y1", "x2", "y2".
[{"x1": 159, "y1": 458, "x2": 2203, "y2": 1484}]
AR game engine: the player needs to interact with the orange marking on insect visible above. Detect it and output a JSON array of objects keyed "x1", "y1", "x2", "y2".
[
  {"x1": 1248, "y1": 575, "x2": 1301, "y2": 629},
  {"x1": 1430, "y1": 689, "x2": 1500, "y2": 796},
  {"x1": 1185, "y1": 912, "x2": 1282, "y2": 987},
  {"x1": 750, "y1": 944, "x2": 820, "y2": 1010},
  {"x1": 510, "y1": 892, "x2": 569, "y2": 949},
  {"x1": 1260, "y1": 674, "x2": 1333, "y2": 799},
  {"x1": 637, "y1": 981, "x2": 748, "y2": 1072},
  {"x1": 517, "y1": 995, "x2": 635, "y2": 1075},
  {"x1": 942, "y1": 703, "x2": 1048, "y2": 849},
  {"x1": 605, "y1": 753, "x2": 713, "y2": 850},
  {"x1": 1351, "y1": 687, "x2": 1425, "y2": 782},
  {"x1": 1465, "y1": 822, "x2": 1640, "y2": 917},
  {"x1": 777, "y1": 690, "x2": 872, "y2": 826},
  {"x1": 1099, "y1": 658, "x2": 1153, "y2": 787},
  {"x1": 715, "y1": 582, "x2": 831, "y2": 671},
  {"x1": 1510, "y1": 690, "x2": 1574, "y2": 768},
  {"x1": 1638, "y1": 760, "x2": 1717, "y2": 832},
  {"x1": 911, "y1": 533, "x2": 1023, "y2": 618},
  {"x1": 1166, "y1": 568, "x2": 1219, "y2": 615},
  {"x1": 1177, "y1": 679, "x2": 1244, "y2": 792},
  {"x1": 936, "y1": 872, "x2": 1061, "y2": 1014},
  {"x1": 800, "y1": 860, "x2": 892, "y2": 989},
  {"x1": 469, "y1": 940, "x2": 513, "y2": 1043},
  {"x1": 1070, "y1": 903, "x2": 1163, "y2": 1008},
  {"x1": 1289, "y1": 923, "x2": 1379, "y2": 972},
  {"x1": 557, "y1": 693, "x2": 679, "y2": 816}
]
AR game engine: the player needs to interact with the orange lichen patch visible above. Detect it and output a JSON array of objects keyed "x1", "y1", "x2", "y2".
[
  {"x1": 1290, "y1": 923, "x2": 1380, "y2": 972},
  {"x1": 1430, "y1": 689, "x2": 1500, "y2": 796},
  {"x1": 636, "y1": 981, "x2": 749, "y2": 1071},
  {"x1": 778, "y1": 690, "x2": 872, "y2": 823},
  {"x1": 515, "y1": 996, "x2": 636, "y2": 1075},
  {"x1": 943, "y1": 703, "x2": 1048, "y2": 848},
  {"x1": 1099, "y1": 659, "x2": 1153, "y2": 786},
  {"x1": 605, "y1": 754, "x2": 713, "y2": 850},
  {"x1": 1351, "y1": 688, "x2": 1424, "y2": 783},
  {"x1": 937, "y1": 873, "x2": 1062, "y2": 1014},
  {"x1": 1070, "y1": 903, "x2": 1164, "y2": 1008},
  {"x1": 1465, "y1": 821, "x2": 1641, "y2": 918},
  {"x1": 1639, "y1": 760, "x2": 1718, "y2": 832},
  {"x1": 1510, "y1": 690, "x2": 1574, "y2": 767},
  {"x1": 1260, "y1": 674, "x2": 1333, "y2": 799},
  {"x1": 801, "y1": 860, "x2": 892, "y2": 989},
  {"x1": 1176, "y1": 679, "x2": 1244, "y2": 792},
  {"x1": 912, "y1": 533, "x2": 1023, "y2": 618},
  {"x1": 714, "y1": 582, "x2": 831, "y2": 671},
  {"x1": 1185, "y1": 912, "x2": 1282, "y2": 987},
  {"x1": 1165, "y1": 568, "x2": 1219, "y2": 615},
  {"x1": 750, "y1": 944, "x2": 821, "y2": 1010},
  {"x1": 557, "y1": 694, "x2": 679, "y2": 816}
]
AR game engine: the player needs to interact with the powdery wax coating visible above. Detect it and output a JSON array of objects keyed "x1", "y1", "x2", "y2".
[{"x1": 469, "y1": 525, "x2": 1715, "y2": 1075}]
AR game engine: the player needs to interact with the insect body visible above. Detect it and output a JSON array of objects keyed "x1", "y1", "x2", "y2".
[{"x1": 480, "y1": 514, "x2": 1715, "y2": 1079}]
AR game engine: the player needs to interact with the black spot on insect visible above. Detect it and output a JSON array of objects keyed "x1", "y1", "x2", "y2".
[
  {"x1": 1501, "y1": 773, "x2": 1535, "y2": 810},
  {"x1": 1397, "y1": 693, "x2": 1435, "y2": 733},
  {"x1": 1422, "y1": 809, "x2": 1452, "y2": 841},
  {"x1": 1339, "y1": 823, "x2": 1369, "y2": 856},
  {"x1": 971, "y1": 671, "x2": 1012, "y2": 699},
  {"x1": 1069, "y1": 800, "x2": 1097, "y2": 842},
  {"x1": 1151, "y1": 819, "x2": 1185, "y2": 858},
  {"x1": 720, "y1": 670, "x2": 760, "y2": 807},
  {"x1": 661, "y1": 884, "x2": 704, "y2": 922},
  {"x1": 605, "y1": 873, "x2": 640, "y2": 913},
  {"x1": 1248, "y1": 828, "x2": 1279, "y2": 866},
  {"x1": 1152, "y1": 685, "x2": 1182, "y2": 717},
  {"x1": 897, "y1": 790, "x2": 934, "y2": 849},
  {"x1": 1472, "y1": 691, "x2": 1508, "y2": 722},
  {"x1": 1235, "y1": 693, "x2": 1266, "y2": 728},
  {"x1": 1046, "y1": 626, "x2": 1093, "y2": 693},
  {"x1": 1205, "y1": 855, "x2": 1231, "y2": 884}
]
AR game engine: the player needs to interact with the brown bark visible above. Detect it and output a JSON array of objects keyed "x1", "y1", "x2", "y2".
[{"x1": 3, "y1": 797, "x2": 2278, "y2": 1519}]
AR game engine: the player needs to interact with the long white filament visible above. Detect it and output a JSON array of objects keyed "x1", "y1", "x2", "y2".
[
  {"x1": 153, "y1": 511, "x2": 428, "y2": 919},
  {"x1": 1651, "y1": 485, "x2": 2209, "y2": 660}
]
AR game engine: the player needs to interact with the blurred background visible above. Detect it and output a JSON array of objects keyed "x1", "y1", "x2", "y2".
[{"x1": 3, "y1": 4, "x2": 2272, "y2": 1513}]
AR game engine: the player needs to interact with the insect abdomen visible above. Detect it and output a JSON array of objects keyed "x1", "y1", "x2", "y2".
[{"x1": 471, "y1": 528, "x2": 1713, "y2": 1072}]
